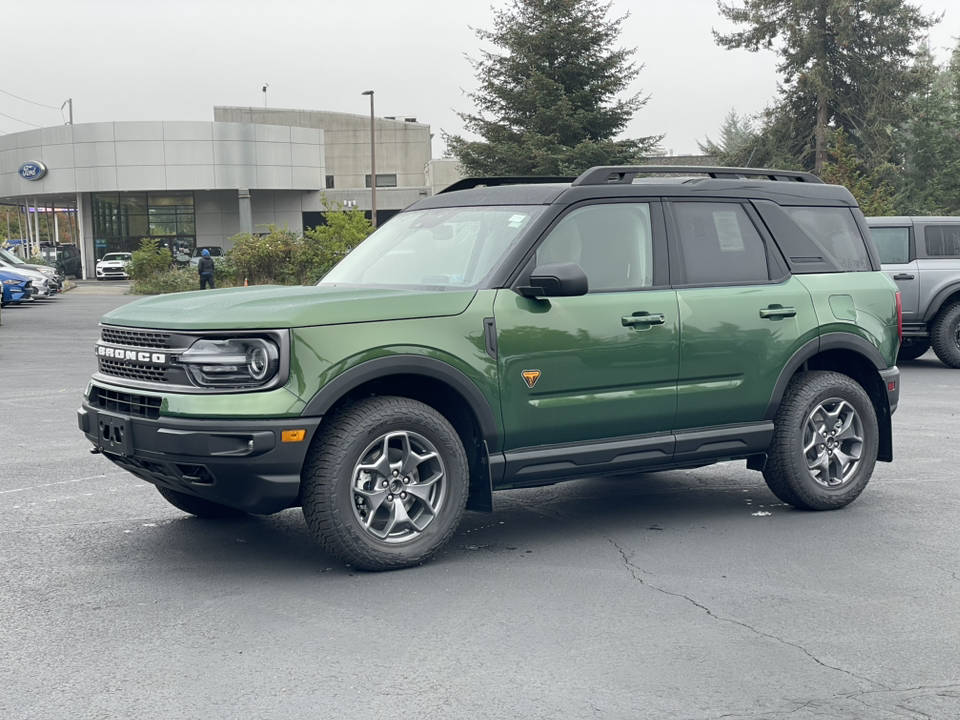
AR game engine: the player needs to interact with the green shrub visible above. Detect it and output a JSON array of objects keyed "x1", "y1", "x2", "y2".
[
  {"x1": 299, "y1": 197, "x2": 372, "y2": 284},
  {"x1": 128, "y1": 238, "x2": 172, "y2": 281},
  {"x1": 27, "y1": 254, "x2": 48, "y2": 266},
  {"x1": 227, "y1": 226, "x2": 300, "y2": 286},
  {"x1": 131, "y1": 266, "x2": 201, "y2": 295}
]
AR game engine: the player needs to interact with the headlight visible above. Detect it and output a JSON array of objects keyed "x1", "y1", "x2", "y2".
[
  {"x1": 2, "y1": 279, "x2": 21, "y2": 285},
  {"x1": 178, "y1": 338, "x2": 280, "y2": 388}
]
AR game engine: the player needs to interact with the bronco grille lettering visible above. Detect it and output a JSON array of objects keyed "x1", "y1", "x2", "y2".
[{"x1": 96, "y1": 345, "x2": 167, "y2": 364}]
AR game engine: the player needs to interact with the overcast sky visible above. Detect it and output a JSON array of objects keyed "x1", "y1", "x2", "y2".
[{"x1": 2, "y1": 0, "x2": 957, "y2": 158}]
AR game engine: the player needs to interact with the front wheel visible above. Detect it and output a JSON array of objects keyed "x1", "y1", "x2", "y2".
[
  {"x1": 763, "y1": 371, "x2": 878, "y2": 511},
  {"x1": 301, "y1": 396, "x2": 469, "y2": 571}
]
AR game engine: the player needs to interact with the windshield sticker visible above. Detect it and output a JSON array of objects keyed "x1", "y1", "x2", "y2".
[{"x1": 713, "y1": 211, "x2": 745, "y2": 252}]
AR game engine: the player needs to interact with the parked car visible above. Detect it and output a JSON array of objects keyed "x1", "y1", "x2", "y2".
[
  {"x1": 81, "y1": 165, "x2": 901, "y2": 571},
  {"x1": 95, "y1": 252, "x2": 132, "y2": 281},
  {"x1": 187, "y1": 246, "x2": 225, "y2": 267},
  {"x1": 0, "y1": 258, "x2": 57, "y2": 297},
  {"x1": 0, "y1": 267, "x2": 34, "y2": 305},
  {"x1": 38, "y1": 243, "x2": 82, "y2": 279},
  {"x1": 867, "y1": 216, "x2": 960, "y2": 365},
  {"x1": 0, "y1": 247, "x2": 63, "y2": 291}
]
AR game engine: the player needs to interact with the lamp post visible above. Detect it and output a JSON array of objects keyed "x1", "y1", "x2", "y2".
[{"x1": 361, "y1": 90, "x2": 377, "y2": 229}]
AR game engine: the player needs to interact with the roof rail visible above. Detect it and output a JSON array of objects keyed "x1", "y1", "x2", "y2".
[
  {"x1": 438, "y1": 176, "x2": 576, "y2": 194},
  {"x1": 571, "y1": 166, "x2": 824, "y2": 186}
]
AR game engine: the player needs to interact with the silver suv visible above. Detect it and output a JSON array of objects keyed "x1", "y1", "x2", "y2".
[{"x1": 868, "y1": 216, "x2": 960, "y2": 366}]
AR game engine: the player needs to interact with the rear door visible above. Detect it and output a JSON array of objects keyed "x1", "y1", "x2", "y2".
[
  {"x1": 869, "y1": 222, "x2": 919, "y2": 320},
  {"x1": 667, "y1": 200, "x2": 819, "y2": 435}
]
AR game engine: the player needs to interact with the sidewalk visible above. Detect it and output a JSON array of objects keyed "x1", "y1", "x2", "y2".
[{"x1": 67, "y1": 279, "x2": 131, "y2": 295}]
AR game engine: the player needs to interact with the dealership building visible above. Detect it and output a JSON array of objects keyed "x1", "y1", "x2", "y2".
[{"x1": 0, "y1": 106, "x2": 460, "y2": 277}]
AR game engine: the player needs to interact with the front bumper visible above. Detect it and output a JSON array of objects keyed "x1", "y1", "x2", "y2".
[
  {"x1": 79, "y1": 400, "x2": 321, "y2": 514},
  {"x1": 96, "y1": 267, "x2": 129, "y2": 279}
]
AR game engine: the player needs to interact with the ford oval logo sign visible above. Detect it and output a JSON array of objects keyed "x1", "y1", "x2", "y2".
[{"x1": 18, "y1": 161, "x2": 47, "y2": 181}]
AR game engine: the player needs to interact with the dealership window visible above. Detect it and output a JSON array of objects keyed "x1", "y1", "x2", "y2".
[
  {"x1": 92, "y1": 191, "x2": 195, "y2": 259},
  {"x1": 365, "y1": 173, "x2": 398, "y2": 188}
]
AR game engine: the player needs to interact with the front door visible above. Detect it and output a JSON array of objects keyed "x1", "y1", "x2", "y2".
[{"x1": 495, "y1": 201, "x2": 679, "y2": 452}]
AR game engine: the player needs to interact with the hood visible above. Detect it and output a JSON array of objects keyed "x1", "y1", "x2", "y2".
[
  {"x1": 0, "y1": 264, "x2": 44, "y2": 282},
  {"x1": 102, "y1": 284, "x2": 477, "y2": 330},
  {"x1": 0, "y1": 268, "x2": 32, "y2": 283}
]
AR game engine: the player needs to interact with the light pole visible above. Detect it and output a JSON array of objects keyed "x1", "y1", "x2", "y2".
[
  {"x1": 361, "y1": 90, "x2": 377, "y2": 228},
  {"x1": 262, "y1": 84, "x2": 269, "y2": 108}
]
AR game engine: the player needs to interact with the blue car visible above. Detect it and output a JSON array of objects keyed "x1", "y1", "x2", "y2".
[{"x1": 0, "y1": 267, "x2": 34, "y2": 306}]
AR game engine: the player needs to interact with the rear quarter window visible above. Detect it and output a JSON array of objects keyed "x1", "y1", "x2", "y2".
[
  {"x1": 924, "y1": 225, "x2": 960, "y2": 257},
  {"x1": 784, "y1": 207, "x2": 872, "y2": 271}
]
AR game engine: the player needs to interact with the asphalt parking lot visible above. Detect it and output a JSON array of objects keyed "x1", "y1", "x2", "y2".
[{"x1": 1, "y1": 288, "x2": 958, "y2": 720}]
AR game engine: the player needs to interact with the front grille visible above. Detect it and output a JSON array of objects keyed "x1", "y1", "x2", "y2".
[
  {"x1": 89, "y1": 386, "x2": 162, "y2": 419},
  {"x1": 101, "y1": 327, "x2": 171, "y2": 348},
  {"x1": 99, "y1": 358, "x2": 170, "y2": 383}
]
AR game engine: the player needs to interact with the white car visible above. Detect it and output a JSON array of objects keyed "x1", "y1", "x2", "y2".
[
  {"x1": 0, "y1": 259, "x2": 56, "y2": 298},
  {"x1": 187, "y1": 246, "x2": 225, "y2": 268},
  {"x1": 96, "y1": 252, "x2": 132, "y2": 281}
]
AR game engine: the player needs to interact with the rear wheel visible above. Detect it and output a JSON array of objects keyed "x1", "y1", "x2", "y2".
[
  {"x1": 156, "y1": 486, "x2": 247, "y2": 519},
  {"x1": 897, "y1": 338, "x2": 930, "y2": 362},
  {"x1": 301, "y1": 396, "x2": 469, "y2": 571},
  {"x1": 763, "y1": 371, "x2": 878, "y2": 511},
  {"x1": 930, "y1": 303, "x2": 960, "y2": 368}
]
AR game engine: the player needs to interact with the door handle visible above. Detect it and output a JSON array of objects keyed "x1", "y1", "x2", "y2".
[
  {"x1": 759, "y1": 306, "x2": 797, "y2": 319},
  {"x1": 622, "y1": 313, "x2": 665, "y2": 327},
  {"x1": 893, "y1": 273, "x2": 915, "y2": 281}
]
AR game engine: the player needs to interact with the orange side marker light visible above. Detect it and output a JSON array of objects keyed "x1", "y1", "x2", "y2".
[{"x1": 282, "y1": 429, "x2": 307, "y2": 443}]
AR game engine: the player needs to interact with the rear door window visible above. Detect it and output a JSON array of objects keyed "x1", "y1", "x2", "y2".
[
  {"x1": 870, "y1": 227, "x2": 911, "y2": 264},
  {"x1": 783, "y1": 207, "x2": 872, "y2": 271},
  {"x1": 672, "y1": 202, "x2": 772, "y2": 285}
]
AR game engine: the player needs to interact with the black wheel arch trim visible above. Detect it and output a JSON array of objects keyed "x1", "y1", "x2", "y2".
[
  {"x1": 923, "y1": 283, "x2": 960, "y2": 323},
  {"x1": 763, "y1": 332, "x2": 888, "y2": 422},
  {"x1": 299, "y1": 355, "x2": 500, "y2": 450}
]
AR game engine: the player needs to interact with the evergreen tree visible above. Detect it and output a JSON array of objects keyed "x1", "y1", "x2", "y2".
[
  {"x1": 714, "y1": 0, "x2": 937, "y2": 174},
  {"x1": 899, "y1": 40, "x2": 960, "y2": 214},
  {"x1": 697, "y1": 109, "x2": 757, "y2": 160},
  {"x1": 445, "y1": 0, "x2": 662, "y2": 176}
]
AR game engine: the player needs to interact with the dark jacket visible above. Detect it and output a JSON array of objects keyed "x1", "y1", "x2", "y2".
[{"x1": 197, "y1": 256, "x2": 215, "y2": 276}]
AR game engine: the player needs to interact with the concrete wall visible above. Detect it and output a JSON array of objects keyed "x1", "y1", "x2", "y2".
[
  {"x1": 425, "y1": 158, "x2": 464, "y2": 194},
  {"x1": 0, "y1": 121, "x2": 325, "y2": 197},
  {"x1": 214, "y1": 107, "x2": 430, "y2": 191}
]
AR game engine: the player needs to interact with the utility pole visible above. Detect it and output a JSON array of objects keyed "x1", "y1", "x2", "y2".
[{"x1": 361, "y1": 90, "x2": 377, "y2": 229}]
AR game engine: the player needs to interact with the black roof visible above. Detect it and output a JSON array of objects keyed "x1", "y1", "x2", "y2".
[{"x1": 413, "y1": 166, "x2": 856, "y2": 211}]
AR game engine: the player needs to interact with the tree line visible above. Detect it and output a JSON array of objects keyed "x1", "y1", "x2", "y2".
[{"x1": 447, "y1": 0, "x2": 959, "y2": 215}]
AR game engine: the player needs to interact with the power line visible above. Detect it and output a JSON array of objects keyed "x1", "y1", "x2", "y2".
[
  {"x1": 0, "y1": 87, "x2": 61, "y2": 111},
  {"x1": 0, "y1": 109, "x2": 39, "y2": 127}
]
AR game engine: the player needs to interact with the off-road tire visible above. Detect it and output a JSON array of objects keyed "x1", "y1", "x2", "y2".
[
  {"x1": 301, "y1": 396, "x2": 469, "y2": 571},
  {"x1": 930, "y1": 303, "x2": 960, "y2": 368},
  {"x1": 156, "y1": 485, "x2": 247, "y2": 518},
  {"x1": 763, "y1": 371, "x2": 878, "y2": 511},
  {"x1": 897, "y1": 338, "x2": 930, "y2": 362}
]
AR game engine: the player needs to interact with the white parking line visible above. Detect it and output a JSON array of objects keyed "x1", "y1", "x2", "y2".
[{"x1": 0, "y1": 472, "x2": 128, "y2": 495}]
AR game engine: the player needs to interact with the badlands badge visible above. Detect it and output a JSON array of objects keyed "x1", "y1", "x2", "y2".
[{"x1": 521, "y1": 370, "x2": 541, "y2": 389}]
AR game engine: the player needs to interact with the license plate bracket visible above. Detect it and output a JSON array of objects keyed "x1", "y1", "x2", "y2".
[{"x1": 96, "y1": 411, "x2": 133, "y2": 457}]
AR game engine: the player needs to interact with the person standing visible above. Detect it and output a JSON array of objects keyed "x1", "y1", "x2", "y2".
[{"x1": 197, "y1": 249, "x2": 216, "y2": 290}]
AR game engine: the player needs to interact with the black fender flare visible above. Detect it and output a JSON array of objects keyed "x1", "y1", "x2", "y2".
[
  {"x1": 762, "y1": 333, "x2": 888, "y2": 422},
  {"x1": 922, "y1": 282, "x2": 960, "y2": 323},
  {"x1": 299, "y1": 355, "x2": 500, "y2": 450}
]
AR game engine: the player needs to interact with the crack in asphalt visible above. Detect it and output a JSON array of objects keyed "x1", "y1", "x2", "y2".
[
  {"x1": 610, "y1": 539, "x2": 890, "y2": 693},
  {"x1": 930, "y1": 563, "x2": 960, "y2": 582}
]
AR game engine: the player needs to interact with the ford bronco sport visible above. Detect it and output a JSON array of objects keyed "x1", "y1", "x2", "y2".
[{"x1": 80, "y1": 166, "x2": 901, "y2": 571}]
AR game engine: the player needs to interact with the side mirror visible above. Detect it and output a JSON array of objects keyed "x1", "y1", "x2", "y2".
[{"x1": 518, "y1": 262, "x2": 588, "y2": 298}]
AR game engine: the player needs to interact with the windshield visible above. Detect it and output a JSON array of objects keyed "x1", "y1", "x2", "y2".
[
  {"x1": 102, "y1": 253, "x2": 131, "y2": 262},
  {"x1": 0, "y1": 248, "x2": 26, "y2": 265},
  {"x1": 320, "y1": 205, "x2": 545, "y2": 289}
]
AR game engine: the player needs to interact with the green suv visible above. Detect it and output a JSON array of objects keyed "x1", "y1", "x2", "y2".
[{"x1": 79, "y1": 166, "x2": 901, "y2": 571}]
